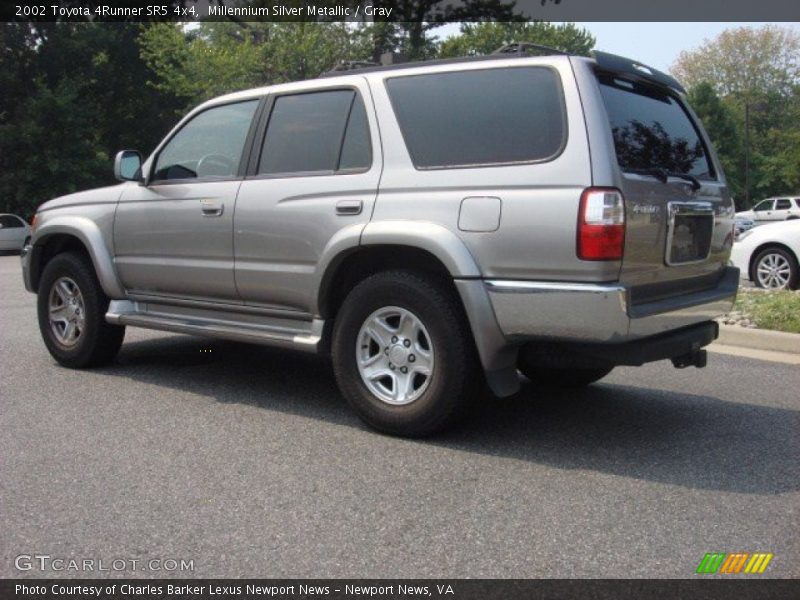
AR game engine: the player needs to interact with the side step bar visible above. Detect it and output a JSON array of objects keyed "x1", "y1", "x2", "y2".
[{"x1": 106, "y1": 300, "x2": 323, "y2": 353}]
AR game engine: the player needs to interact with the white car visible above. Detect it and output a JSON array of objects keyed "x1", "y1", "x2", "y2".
[
  {"x1": 731, "y1": 220, "x2": 800, "y2": 289},
  {"x1": 736, "y1": 196, "x2": 800, "y2": 222},
  {"x1": 0, "y1": 214, "x2": 31, "y2": 253}
]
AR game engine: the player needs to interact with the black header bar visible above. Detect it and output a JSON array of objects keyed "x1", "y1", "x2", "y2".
[{"x1": 3, "y1": 0, "x2": 800, "y2": 23}]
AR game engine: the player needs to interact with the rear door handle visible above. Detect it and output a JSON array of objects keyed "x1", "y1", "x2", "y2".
[
  {"x1": 201, "y1": 199, "x2": 224, "y2": 217},
  {"x1": 336, "y1": 200, "x2": 363, "y2": 216}
]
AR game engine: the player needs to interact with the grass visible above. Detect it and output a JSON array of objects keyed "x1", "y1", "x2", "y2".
[{"x1": 732, "y1": 288, "x2": 800, "y2": 334}]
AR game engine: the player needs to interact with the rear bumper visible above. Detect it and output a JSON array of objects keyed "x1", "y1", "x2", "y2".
[
  {"x1": 485, "y1": 266, "x2": 738, "y2": 343},
  {"x1": 520, "y1": 321, "x2": 718, "y2": 370},
  {"x1": 457, "y1": 267, "x2": 737, "y2": 397}
]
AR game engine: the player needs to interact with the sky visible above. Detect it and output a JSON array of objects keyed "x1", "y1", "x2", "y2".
[{"x1": 437, "y1": 22, "x2": 800, "y2": 74}]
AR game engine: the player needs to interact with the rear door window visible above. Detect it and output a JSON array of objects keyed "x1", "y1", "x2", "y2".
[
  {"x1": 597, "y1": 74, "x2": 715, "y2": 180},
  {"x1": 386, "y1": 67, "x2": 566, "y2": 169},
  {"x1": 258, "y1": 89, "x2": 371, "y2": 175},
  {"x1": 775, "y1": 199, "x2": 791, "y2": 210}
]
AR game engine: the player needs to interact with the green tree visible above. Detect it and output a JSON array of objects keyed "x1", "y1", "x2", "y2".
[
  {"x1": 686, "y1": 82, "x2": 744, "y2": 204},
  {"x1": 752, "y1": 90, "x2": 800, "y2": 198},
  {"x1": 139, "y1": 22, "x2": 373, "y2": 109},
  {"x1": 672, "y1": 25, "x2": 800, "y2": 101},
  {"x1": 140, "y1": 23, "x2": 266, "y2": 108},
  {"x1": 373, "y1": 0, "x2": 523, "y2": 60},
  {"x1": 0, "y1": 23, "x2": 182, "y2": 217},
  {"x1": 672, "y1": 25, "x2": 800, "y2": 205},
  {"x1": 438, "y1": 22, "x2": 595, "y2": 58}
]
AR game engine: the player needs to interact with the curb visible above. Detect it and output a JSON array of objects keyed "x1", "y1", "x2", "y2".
[{"x1": 716, "y1": 324, "x2": 800, "y2": 355}]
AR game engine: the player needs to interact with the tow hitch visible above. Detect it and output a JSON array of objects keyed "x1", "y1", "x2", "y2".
[{"x1": 671, "y1": 349, "x2": 707, "y2": 369}]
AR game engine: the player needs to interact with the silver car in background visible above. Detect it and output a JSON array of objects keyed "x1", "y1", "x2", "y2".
[{"x1": 0, "y1": 214, "x2": 31, "y2": 253}]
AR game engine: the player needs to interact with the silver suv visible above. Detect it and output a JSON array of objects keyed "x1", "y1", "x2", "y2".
[{"x1": 21, "y1": 47, "x2": 739, "y2": 436}]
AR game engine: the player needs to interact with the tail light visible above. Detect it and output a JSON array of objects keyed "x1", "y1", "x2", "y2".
[
  {"x1": 30, "y1": 214, "x2": 38, "y2": 231},
  {"x1": 577, "y1": 188, "x2": 625, "y2": 261}
]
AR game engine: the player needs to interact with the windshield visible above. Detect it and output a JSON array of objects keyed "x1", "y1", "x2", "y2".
[{"x1": 598, "y1": 73, "x2": 715, "y2": 180}]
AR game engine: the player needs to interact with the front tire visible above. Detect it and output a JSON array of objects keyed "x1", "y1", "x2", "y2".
[
  {"x1": 332, "y1": 270, "x2": 476, "y2": 437},
  {"x1": 37, "y1": 252, "x2": 125, "y2": 368}
]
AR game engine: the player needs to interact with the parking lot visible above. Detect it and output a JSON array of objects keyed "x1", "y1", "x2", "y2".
[{"x1": 1, "y1": 254, "x2": 798, "y2": 578}]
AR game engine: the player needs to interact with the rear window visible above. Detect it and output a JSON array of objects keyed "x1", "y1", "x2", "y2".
[
  {"x1": 597, "y1": 74, "x2": 715, "y2": 180},
  {"x1": 385, "y1": 67, "x2": 566, "y2": 169}
]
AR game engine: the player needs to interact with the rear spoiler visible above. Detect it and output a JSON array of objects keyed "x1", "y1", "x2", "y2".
[{"x1": 592, "y1": 51, "x2": 686, "y2": 94}]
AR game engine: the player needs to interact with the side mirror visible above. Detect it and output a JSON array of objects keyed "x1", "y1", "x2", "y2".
[{"x1": 114, "y1": 150, "x2": 143, "y2": 182}]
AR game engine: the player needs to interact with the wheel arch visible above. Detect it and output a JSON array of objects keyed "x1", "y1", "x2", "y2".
[
  {"x1": 318, "y1": 244, "x2": 460, "y2": 322},
  {"x1": 315, "y1": 221, "x2": 482, "y2": 320},
  {"x1": 30, "y1": 217, "x2": 125, "y2": 298}
]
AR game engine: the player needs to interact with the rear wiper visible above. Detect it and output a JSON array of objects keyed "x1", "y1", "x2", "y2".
[{"x1": 625, "y1": 168, "x2": 702, "y2": 191}]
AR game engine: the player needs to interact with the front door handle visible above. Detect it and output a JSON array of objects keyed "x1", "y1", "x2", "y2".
[
  {"x1": 201, "y1": 199, "x2": 224, "y2": 217},
  {"x1": 336, "y1": 200, "x2": 363, "y2": 216}
]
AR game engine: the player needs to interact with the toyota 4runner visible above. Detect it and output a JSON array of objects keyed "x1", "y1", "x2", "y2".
[{"x1": 21, "y1": 45, "x2": 739, "y2": 436}]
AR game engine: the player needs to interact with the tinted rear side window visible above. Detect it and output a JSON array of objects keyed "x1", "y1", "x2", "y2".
[
  {"x1": 598, "y1": 74, "x2": 714, "y2": 179},
  {"x1": 339, "y1": 94, "x2": 372, "y2": 171},
  {"x1": 386, "y1": 67, "x2": 566, "y2": 169},
  {"x1": 258, "y1": 90, "x2": 371, "y2": 175}
]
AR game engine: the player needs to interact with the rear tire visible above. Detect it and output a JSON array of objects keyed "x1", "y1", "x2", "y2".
[
  {"x1": 518, "y1": 361, "x2": 613, "y2": 388},
  {"x1": 332, "y1": 270, "x2": 477, "y2": 437},
  {"x1": 37, "y1": 252, "x2": 125, "y2": 368}
]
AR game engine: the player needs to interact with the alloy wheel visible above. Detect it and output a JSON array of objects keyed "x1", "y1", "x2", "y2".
[
  {"x1": 756, "y1": 253, "x2": 792, "y2": 289},
  {"x1": 356, "y1": 306, "x2": 434, "y2": 405},
  {"x1": 48, "y1": 276, "x2": 86, "y2": 346}
]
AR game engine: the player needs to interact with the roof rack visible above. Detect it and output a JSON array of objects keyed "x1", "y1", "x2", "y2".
[{"x1": 492, "y1": 42, "x2": 569, "y2": 57}]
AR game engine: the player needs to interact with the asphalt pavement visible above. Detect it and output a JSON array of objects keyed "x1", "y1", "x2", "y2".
[{"x1": 1, "y1": 254, "x2": 798, "y2": 578}]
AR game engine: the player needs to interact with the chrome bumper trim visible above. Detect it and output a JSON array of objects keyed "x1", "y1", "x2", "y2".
[
  {"x1": 485, "y1": 280, "x2": 626, "y2": 295},
  {"x1": 485, "y1": 269, "x2": 738, "y2": 342}
]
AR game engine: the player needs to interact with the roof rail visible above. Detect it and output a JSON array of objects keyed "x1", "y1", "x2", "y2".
[
  {"x1": 318, "y1": 42, "x2": 570, "y2": 79},
  {"x1": 492, "y1": 42, "x2": 570, "y2": 57},
  {"x1": 326, "y1": 60, "x2": 379, "y2": 75}
]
